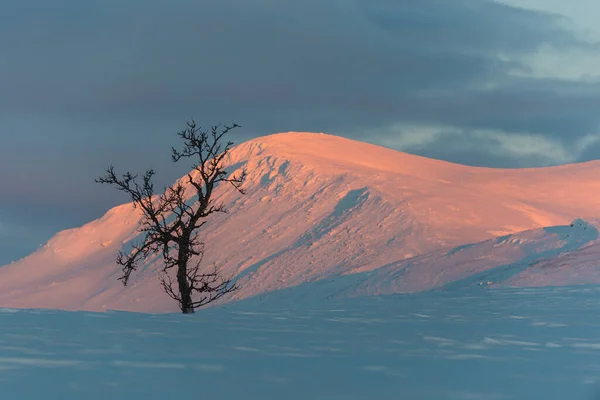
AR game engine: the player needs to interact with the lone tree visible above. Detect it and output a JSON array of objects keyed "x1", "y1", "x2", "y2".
[{"x1": 96, "y1": 120, "x2": 246, "y2": 314}]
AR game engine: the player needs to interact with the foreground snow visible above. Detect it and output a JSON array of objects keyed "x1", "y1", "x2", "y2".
[{"x1": 3, "y1": 286, "x2": 600, "y2": 399}]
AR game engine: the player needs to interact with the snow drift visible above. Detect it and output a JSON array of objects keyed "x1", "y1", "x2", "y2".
[{"x1": 1, "y1": 132, "x2": 600, "y2": 312}]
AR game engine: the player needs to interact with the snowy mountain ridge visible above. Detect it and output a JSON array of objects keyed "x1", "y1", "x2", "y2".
[{"x1": 1, "y1": 132, "x2": 600, "y2": 312}]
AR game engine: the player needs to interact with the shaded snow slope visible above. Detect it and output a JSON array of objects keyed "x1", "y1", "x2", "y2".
[
  {"x1": 505, "y1": 224, "x2": 600, "y2": 288},
  {"x1": 227, "y1": 219, "x2": 600, "y2": 306},
  {"x1": 345, "y1": 218, "x2": 600, "y2": 298},
  {"x1": 1, "y1": 132, "x2": 600, "y2": 312}
]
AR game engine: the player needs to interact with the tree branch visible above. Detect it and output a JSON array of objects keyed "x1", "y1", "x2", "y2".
[{"x1": 97, "y1": 120, "x2": 245, "y2": 313}]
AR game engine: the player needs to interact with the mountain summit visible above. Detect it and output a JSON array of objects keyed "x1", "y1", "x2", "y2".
[{"x1": 1, "y1": 132, "x2": 600, "y2": 312}]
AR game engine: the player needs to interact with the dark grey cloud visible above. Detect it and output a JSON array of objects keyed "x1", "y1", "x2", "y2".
[
  {"x1": 0, "y1": 0, "x2": 596, "y2": 134},
  {"x1": 579, "y1": 140, "x2": 600, "y2": 163},
  {"x1": 389, "y1": 128, "x2": 572, "y2": 168},
  {"x1": 0, "y1": 0, "x2": 599, "y2": 257},
  {"x1": 381, "y1": 80, "x2": 600, "y2": 140}
]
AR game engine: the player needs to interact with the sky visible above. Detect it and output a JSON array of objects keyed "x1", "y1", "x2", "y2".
[{"x1": 0, "y1": 0, "x2": 599, "y2": 264}]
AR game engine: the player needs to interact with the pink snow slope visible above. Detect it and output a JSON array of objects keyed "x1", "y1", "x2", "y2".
[{"x1": 0, "y1": 132, "x2": 599, "y2": 312}]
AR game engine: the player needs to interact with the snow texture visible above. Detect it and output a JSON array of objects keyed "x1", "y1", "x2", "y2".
[
  {"x1": 2, "y1": 133, "x2": 600, "y2": 399},
  {"x1": 1, "y1": 132, "x2": 600, "y2": 312},
  {"x1": 2, "y1": 287, "x2": 600, "y2": 399}
]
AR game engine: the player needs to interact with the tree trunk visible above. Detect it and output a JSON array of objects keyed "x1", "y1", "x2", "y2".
[
  {"x1": 177, "y1": 264, "x2": 194, "y2": 314},
  {"x1": 177, "y1": 246, "x2": 194, "y2": 314}
]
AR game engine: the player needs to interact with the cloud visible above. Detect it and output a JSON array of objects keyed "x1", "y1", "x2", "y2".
[
  {"x1": 0, "y1": 221, "x2": 14, "y2": 238},
  {"x1": 371, "y1": 123, "x2": 600, "y2": 167},
  {"x1": 1, "y1": 0, "x2": 600, "y2": 210},
  {"x1": 515, "y1": 45, "x2": 600, "y2": 80},
  {"x1": 0, "y1": 0, "x2": 594, "y2": 125},
  {"x1": 577, "y1": 138, "x2": 600, "y2": 162}
]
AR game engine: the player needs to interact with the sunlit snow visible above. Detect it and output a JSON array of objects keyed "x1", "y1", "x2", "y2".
[
  {"x1": 2, "y1": 133, "x2": 600, "y2": 399},
  {"x1": 1, "y1": 133, "x2": 600, "y2": 312}
]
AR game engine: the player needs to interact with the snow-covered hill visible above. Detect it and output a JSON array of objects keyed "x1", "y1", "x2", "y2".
[
  {"x1": 1, "y1": 132, "x2": 600, "y2": 312},
  {"x1": 350, "y1": 218, "x2": 600, "y2": 295}
]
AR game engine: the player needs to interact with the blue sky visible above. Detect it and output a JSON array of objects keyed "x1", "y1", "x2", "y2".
[{"x1": 0, "y1": 0, "x2": 599, "y2": 263}]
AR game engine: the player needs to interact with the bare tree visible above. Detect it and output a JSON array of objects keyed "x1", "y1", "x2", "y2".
[{"x1": 96, "y1": 120, "x2": 246, "y2": 313}]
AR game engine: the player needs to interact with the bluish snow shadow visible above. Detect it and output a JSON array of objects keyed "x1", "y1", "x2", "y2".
[{"x1": 3, "y1": 286, "x2": 600, "y2": 399}]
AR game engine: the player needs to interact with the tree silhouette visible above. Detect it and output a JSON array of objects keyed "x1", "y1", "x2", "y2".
[{"x1": 97, "y1": 120, "x2": 246, "y2": 313}]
